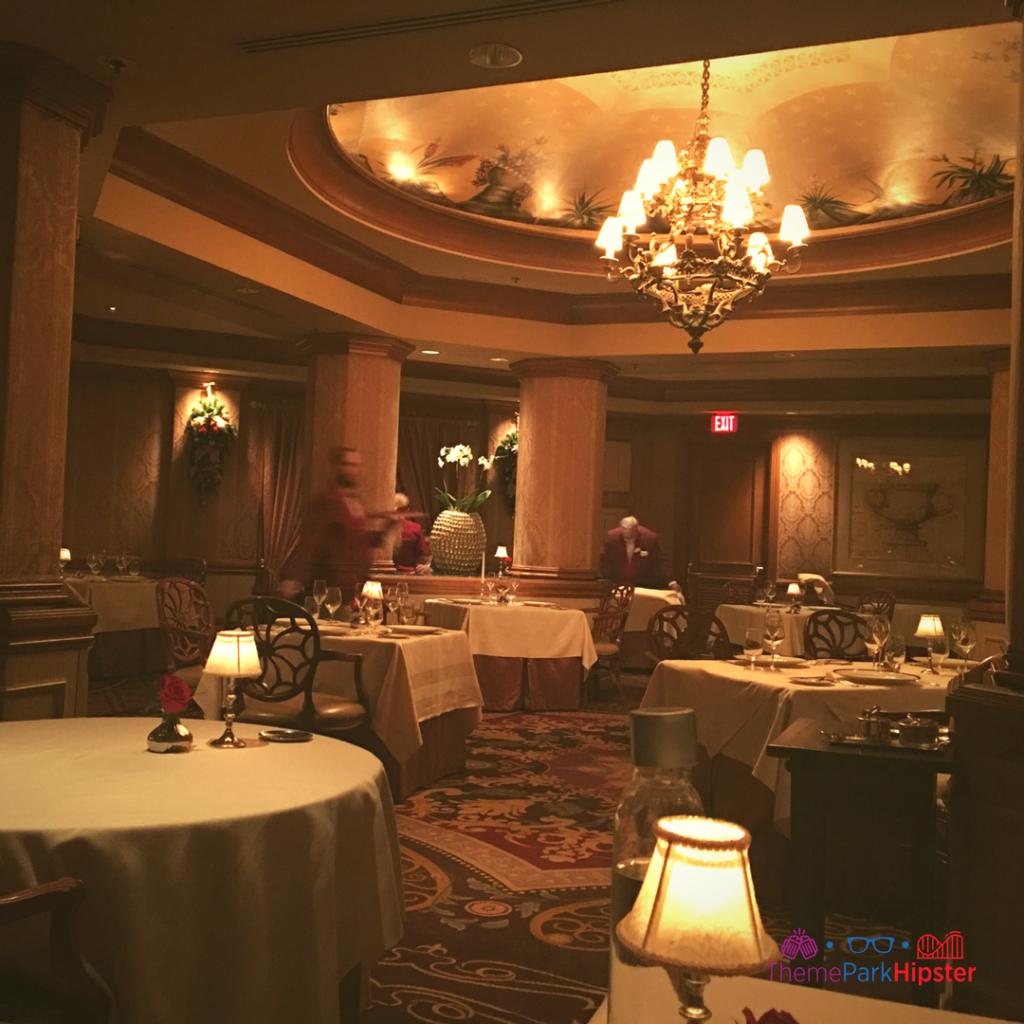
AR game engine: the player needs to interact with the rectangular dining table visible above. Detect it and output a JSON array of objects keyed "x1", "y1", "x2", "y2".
[
  {"x1": 193, "y1": 623, "x2": 484, "y2": 799},
  {"x1": 640, "y1": 657, "x2": 950, "y2": 903},
  {"x1": 0, "y1": 717, "x2": 404, "y2": 1024},
  {"x1": 423, "y1": 600, "x2": 598, "y2": 711}
]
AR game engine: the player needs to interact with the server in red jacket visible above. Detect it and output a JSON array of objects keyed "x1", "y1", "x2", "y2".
[
  {"x1": 390, "y1": 493, "x2": 431, "y2": 574},
  {"x1": 600, "y1": 516, "x2": 680, "y2": 592}
]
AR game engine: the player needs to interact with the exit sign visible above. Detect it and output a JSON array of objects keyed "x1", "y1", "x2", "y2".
[{"x1": 712, "y1": 413, "x2": 738, "y2": 433}]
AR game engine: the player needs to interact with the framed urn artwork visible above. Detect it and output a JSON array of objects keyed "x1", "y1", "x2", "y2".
[{"x1": 834, "y1": 436, "x2": 986, "y2": 582}]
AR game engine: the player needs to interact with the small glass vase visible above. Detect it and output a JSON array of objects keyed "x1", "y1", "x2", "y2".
[{"x1": 147, "y1": 714, "x2": 193, "y2": 753}]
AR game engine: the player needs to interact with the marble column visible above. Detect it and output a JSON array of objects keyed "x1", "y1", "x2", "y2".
[
  {"x1": 509, "y1": 358, "x2": 618, "y2": 578},
  {"x1": 970, "y1": 352, "x2": 1010, "y2": 628},
  {"x1": 0, "y1": 44, "x2": 110, "y2": 716},
  {"x1": 297, "y1": 333, "x2": 415, "y2": 571}
]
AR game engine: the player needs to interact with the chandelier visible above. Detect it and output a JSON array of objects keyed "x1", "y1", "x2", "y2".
[{"x1": 596, "y1": 60, "x2": 809, "y2": 354}]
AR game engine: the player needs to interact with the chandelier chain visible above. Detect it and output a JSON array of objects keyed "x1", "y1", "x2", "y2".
[{"x1": 700, "y1": 59, "x2": 710, "y2": 117}]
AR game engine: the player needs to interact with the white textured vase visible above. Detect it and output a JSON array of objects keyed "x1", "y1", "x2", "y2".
[{"x1": 431, "y1": 510, "x2": 487, "y2": 576}]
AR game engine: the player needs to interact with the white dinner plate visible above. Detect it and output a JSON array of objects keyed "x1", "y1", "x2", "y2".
[
  {"x1": 834, "y1": 668, "x2": 919, "y2": 686},
  {"x1": 788, "y1": 676, "x2": 833, "y2": 687},
  {"x1": 748, "y1": 655, "x2": 808, "y2": 669},
  {"x1": 387, "y1": 625, "x2": 446, "y2": 635}
]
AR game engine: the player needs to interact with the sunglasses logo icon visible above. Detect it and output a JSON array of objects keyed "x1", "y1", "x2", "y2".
[
  {"x1": 780, "y1": 928, "x2": 819, "y2": 961},
  {"x1": 846, "y1": 936, "x2": 895, "y2": 954}
]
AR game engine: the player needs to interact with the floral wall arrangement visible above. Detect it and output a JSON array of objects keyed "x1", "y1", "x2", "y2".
[{"x1": 184, "y1": 390, "x2": 238, "y2": 502}]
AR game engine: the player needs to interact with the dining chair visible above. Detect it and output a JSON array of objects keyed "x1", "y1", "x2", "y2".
[
  {"x1": 646, "y1": 605, "x2": 731, "y2": 663},
  {"x1": 854, "y1": 589, "x2": 896, "y2": 621},
  {"x1": 175, "y1": 557, "x2": 207, "y2": 585},
  {"x1": 155, "y1": 576, "x2": 216, "y2": 689},
  {"x1": 224, "y1": 597, "x2": 370, "y2": 736},
  {"x1": 803, "y1": 609, "x2": 870, "y2": 660},
  {"x1": 590, "y1": 602, "x2": 633, "y2": 707},
  {"x1": 0, "y1": 878, "x2": 109, "y2": 1024}
]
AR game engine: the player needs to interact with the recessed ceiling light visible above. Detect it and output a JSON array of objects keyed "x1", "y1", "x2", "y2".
[
  {"x1": 108, "y1": 305, "x2": 116, "y2": 311},
  {"x1": 421, "y1": 350, "x2": 440, "y2": 355},
  {"x1": 490, "y1": 357, "x2": 509, "y2": 362},
  {"x1": 469, "y1": 42, "x2": 522, "y2": 68},
  {"x1": 773, "y1": 351, "x2": 796, "y2": 359}
]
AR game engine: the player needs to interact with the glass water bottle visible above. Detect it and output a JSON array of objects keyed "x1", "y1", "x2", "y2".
[{"x1": 608, "y1": 707, "x2": 703, "y2": 1024}]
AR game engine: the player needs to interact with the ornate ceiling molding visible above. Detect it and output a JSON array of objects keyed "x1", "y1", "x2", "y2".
[{"x1": 289, "y1": 106, "x2": 1014, "y2": 279}]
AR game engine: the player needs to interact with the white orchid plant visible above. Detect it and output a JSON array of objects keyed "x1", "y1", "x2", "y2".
[{"x1": 436, "y1": 444, "x2": 493, "y2": 513}]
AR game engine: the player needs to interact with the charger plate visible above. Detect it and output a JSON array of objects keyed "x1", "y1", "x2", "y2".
[{"x1": 259, "y1": 729, "x2": 313, "y2": 743}]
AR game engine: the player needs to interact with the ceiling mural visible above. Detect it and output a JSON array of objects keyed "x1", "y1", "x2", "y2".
[{"x1": 328, "y1": 22, "x2": 1019, "y2": 236}]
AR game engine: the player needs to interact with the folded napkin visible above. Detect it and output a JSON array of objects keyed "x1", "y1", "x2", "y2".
[{"x1": 798, "y1": 573, "x2": 834, "y2": 605}]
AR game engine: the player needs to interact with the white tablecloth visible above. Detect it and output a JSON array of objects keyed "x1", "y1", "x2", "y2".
[
  {"x1": 715, "y1": 603, "x2": 818, "y2": 656},
  {"x1": 65, "y1": 576, "x2": 159, "y2": 633},
  {"x1": 641, "y1": 659, "x2": 948, "y2": 826},
  {"x1": 424, "y1": 600, "x2": 598, "y2": 668},
  {"x1": 194, "y1": 626, "x2": 483, "y2": 765},
  {"x1": 626, "y1": 587, "x2": 683, "y2": 632},
  {"x1": 0, "y1": 718, "x2": 404, "y2": 1024}
]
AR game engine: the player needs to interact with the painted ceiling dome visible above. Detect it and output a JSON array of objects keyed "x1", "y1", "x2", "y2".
[{"x1": 328, "y1": 22, "x2": 1019, "y2": 236}]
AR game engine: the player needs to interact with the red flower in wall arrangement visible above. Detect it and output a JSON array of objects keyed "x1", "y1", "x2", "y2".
[{"x1": 183, "y1": 393, "x2": 238, "y2": 503}]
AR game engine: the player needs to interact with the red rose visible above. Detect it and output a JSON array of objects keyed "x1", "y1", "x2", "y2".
[
  {"x1": 348, "y1": 599, "x2": 360, "y2": 610},
  {"x1": 158, "y1": 674, "x2": 192, "y2": 714},
  {"x1": 211, "y1": 424, "x2": 219, "y2": 431}
]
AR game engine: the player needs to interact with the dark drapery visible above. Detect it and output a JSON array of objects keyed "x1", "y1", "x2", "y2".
[{"x1": 254, "y1": 400, "x2": 305, "y2": 582}]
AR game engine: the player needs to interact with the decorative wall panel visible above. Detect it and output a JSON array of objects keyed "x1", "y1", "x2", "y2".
[{"x1": 775, "y1": 432, "x2": 835, "y2": 579}]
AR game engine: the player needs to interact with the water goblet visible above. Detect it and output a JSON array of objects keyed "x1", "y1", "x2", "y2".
[
  {"x1": 926, "y1": 634, "x2": 949, "y2": 685},
  {"x1": 312, "y1": 579, "x2": 328, "y2": 619},
  {"x1": 87, "y1": 553, "x2": 100, "y2": 576},
  {"x1": 954, "y1": 622, "x2": 977, "y2": 670},
  {"x1": 508, "y1": 579, "x2": 520, "y2": 604},
  {"x1": 868, "y1": 614, "x2": 890, "y2": 671},
  {"x1": 98, "y1": 550, "x2": 108, "y2": 574},
  {"x1": 385, "y1": 586, "x2": 400, "y2": 625},
  {"x1": 762, "y1": 609, "x2": 785, "y2": 670},
  {"x1": 743, "y1": 628, "x2": 762, "y2": 668},
  {"x1": 129, "y1": 557, "x2": 140, "y2": 577},
  {"x1": 115, "y1": 551, "x2": 128, "y2": 575},
  {"x1": 764, "y1": 582, "x2": 777, "y2": 605},
  {"x1": 368, "y1": 600, "x2": 384, "y2": 630},
  {"x1": 485, "y1": 575, "x2": 497, "y2": 603},
  {"x1": 401, "y1": 596, "x2": 416, "y2": 625},
  {"x1": 303, "y1": 596, "x2": 319, "y2": 617},
  {"x1": 324, "y1": 586, "x2": 342, "y2": 623}
]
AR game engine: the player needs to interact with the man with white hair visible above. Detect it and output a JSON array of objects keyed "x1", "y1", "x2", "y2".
[
  {"x1": 389, "y1": 493, "x2": 431, "y2": 574},
  {"x1": 600, "y1": 515, "x2": 680, "y2": 592}
]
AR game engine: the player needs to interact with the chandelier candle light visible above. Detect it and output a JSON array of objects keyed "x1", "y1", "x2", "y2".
[{"x1": 596, "y1": 60, "x2": 809, "y2": 353}]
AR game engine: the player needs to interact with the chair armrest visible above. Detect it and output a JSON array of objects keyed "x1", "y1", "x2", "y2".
[
  {"x1": 319, "y1": 650, "x2": 369, "y2": 708},
  {"x1": 0, "y1": 878, "x2": 83, "y2": 927}
]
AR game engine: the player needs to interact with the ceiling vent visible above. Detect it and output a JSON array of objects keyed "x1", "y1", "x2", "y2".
[{"x1": 237, "y1": 0, "x2": 622, "y2": 54}]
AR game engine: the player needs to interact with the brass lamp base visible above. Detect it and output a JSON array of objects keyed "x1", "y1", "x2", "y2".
[
  {"x1": 666, "y1": 967, "x2": 712, "y2": 1021},
  {"x1": 208, "y1": 726, "x2": 246, "y2": 749}
]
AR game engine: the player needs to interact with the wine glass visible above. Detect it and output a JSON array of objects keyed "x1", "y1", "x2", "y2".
[
  {"x1": 324, "y1": 586, "x2": 342, "y2": 623},
  {"x1": 368, "y1": 600, "x2": 384, "y2": 630},
  {"x1": 887, "y1": 635, "x2": 906, "y2": 672},
  {"x1": 868, "y1": 614, "x2": 890, "y2": 671},
  {"x1": 115, "y1": 551, "x2": 128, "y2": 575},
  {"x1": 128, "y1": 557, "x2": 140, "y2": 577},
  {"x1": 485, "y1": 575, "x2": 497, "y2": 603},
  {"x1": 303, "y1": 596, "x2": 319, "y2": 617},
  {"x1": 312, "y1": 580, "x2": 328, "y2": 620},
  {"x1": 87, "y1": 553, "x2": 99, "y2": 576},
  {"x1": 401, "y1": 596, "x2": 416, "y2": 625},
  {"x1": 385, "y1": 586, "x2": 400, "y2": 625},
  {"x1": 764, "y1": 582, "x2": 777, "y2": 605},
  {"x1": 508, "y1": 579, "x2": 520, "y2": 604},
  {"x1": 98, "y1": 550, "x2": 108, "y2": 574},
  {"x1": 762, "y1": 609, "x2": 785, "y2": 670},
  {"x1": 743, "y1": 628, "x2": 762, "y2": 668},
  {"x1": 926, "y1": 634, "x2": 949, "y2": 685},
  {"x1": 954, "y1": 621, "x2": 977, "y2": 669}
]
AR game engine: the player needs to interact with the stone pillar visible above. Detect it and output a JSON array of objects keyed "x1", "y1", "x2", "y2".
[
  {"x1": 298, "y1": 334, "x2": 415, "y2": 571},
  {"x1": 970, "y1": 352, "x2": 1010, "y2": 627},
  {"x1": 0, "y1": 44, "x2": 110, "y2": 717},
  {"x1": 509, "y1": 358, "x2": 618, "y2": 578}
]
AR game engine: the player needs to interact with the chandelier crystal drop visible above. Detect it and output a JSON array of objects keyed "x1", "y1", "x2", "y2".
[{"x1": 597, "y1": 60, "x2": 809, "y2": 353}]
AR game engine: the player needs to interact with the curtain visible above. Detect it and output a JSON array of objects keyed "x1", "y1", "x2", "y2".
[
  {"x1": 254, "y1": 401, "x2": 305, "y2": 581},
  {"x1": 396, "y1": 413, "x2": 487, "y2": 529}
]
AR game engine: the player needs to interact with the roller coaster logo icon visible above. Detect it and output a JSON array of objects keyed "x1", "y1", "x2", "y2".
[{"x1": 916, "y1": 932, "x2": 964, "y2": 960}]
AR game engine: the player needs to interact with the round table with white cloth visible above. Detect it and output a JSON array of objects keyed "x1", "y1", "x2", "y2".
[
  {"x1": 64, "y1": 576, "x2": 159, "y2": 633},
  {"x1": 0, "y1": 717, "x2": 404, "y2": 1024},
  {"x1": 714, "y1": 603, "x2": 819, "y2": 657}
]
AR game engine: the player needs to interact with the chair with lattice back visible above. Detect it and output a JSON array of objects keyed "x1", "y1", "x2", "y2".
[
  {"x1": 647, "y1": 605, "x2": 731, "y2": 664},
  {"x1": 803, "y1": 609, "x2": 870, "y2": 660},
  {"x1": 589, "y1": 583, "x2": 635, "y2": 707},
  {"x1": 155, "y1": 577, "x2": 216, "y2": 689},
  {"x1": 224, "y1": 597, "x2": 369, "y2": 736},
  {"x1": 855, "y1": 589, "x2": 896, "y2": 621}
]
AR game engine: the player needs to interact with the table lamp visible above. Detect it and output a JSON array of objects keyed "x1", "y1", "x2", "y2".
[
  {"x1": 785, "y1": 583, "x2": 801, "y2": 614},
  {"x1": 205, "y1": 629, "x2": 262, "y2": 749},
  {"x1": 617, "y1": 816, "x2": 780, "y2": 1021},
  {"x1": 59, "y1": 548, "x2": 70, "y2": 576},
  {"x1": 361, "y1": 580, "x2": 383, "y2": 626},
  {"x1": 494, "y1": 545, "x2": 509, "y2": 576},
  {"x1": 914, "y1": 614, "x2": 945, "y2": 675}
]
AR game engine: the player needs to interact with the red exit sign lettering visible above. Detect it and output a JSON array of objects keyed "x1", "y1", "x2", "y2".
[{"x1": 712, "y1": 413, "x2": 738, "y2": 433}]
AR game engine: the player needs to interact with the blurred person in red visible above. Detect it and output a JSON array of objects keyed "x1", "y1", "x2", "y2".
[
  {"x1": 280, "y1": 447, "x2": 395, "y2": 602},
  {"x1": 388, "y1": 493, "x2": 432, "y2": 574},
  {"x1": 600, "y1": 515, "x2": 681, "y2": 593}
]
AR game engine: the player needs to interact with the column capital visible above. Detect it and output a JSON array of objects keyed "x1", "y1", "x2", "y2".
[
  {"x1": 510, "y1": 357, "x2": 620, "y2": 384},
  {"x1": 981, "y1": 346, "x2": 1011, "y2": 373},
  {"x1": 0, "y1": 42, "x2": 111, "y2": 142},
  {"x1": 296, "y1": 332, "x2": 416, "y2": 363}
]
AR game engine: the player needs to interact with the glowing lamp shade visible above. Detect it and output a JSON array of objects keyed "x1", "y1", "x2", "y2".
[
  {"x1": 494, "y1": 546, "x2": 509, "y2": 560},
  {"x1": 745, "y1": 232, "x2": 773, "y2": 272},
  {"x1": 779, "y1": 204, "x2": 810, "y2": 245},
  {"x1": 703, "y1": 137, "x2": 735, "y2": 180},
  {"x1": 722, "y1": 180, "x2": 753, "y2": 228},
  {"x1": 740, "y1": 149, "x2": 770, "y2": 191},
  {"x1": 652, "y1": 243, "x2": 678, "y2": 267},
  {"x1": 635, "y1": 158, "x2": 659, "y2": 198},
  {"x1": 617, "y1": 190, "x2": 646, "y2": 233},
  {"x1": 787, "y1": 584, "x2": 802, "y2": 597},
  {"x1": 361, "y1": 581, "x2": 383, "y2": 601},
  {"x1": 915, "y1": 615, "x2": 945, "y2": 639},
  {"x1": 205, "y1": 629, "x2": 262, "y2": 678},
  {"x1": 59, "y1": 548, "x2": 71, "y2": 562},
  {"x1": 596, "y1": 217, "x2": 624, "y2": 256},
  {"x1": 618, "y1": 816, "x2": 780, "y2": 973},
  {"x1": 650, "y1": 140, "x2": 679, "y2": 183}
]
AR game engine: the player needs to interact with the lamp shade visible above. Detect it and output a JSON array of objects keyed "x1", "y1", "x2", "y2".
[
  {"x1": 740, "y1": 149, "x2": 769, "y2": 191},
  {"x1": 494, "y1": 546, "x2": 509, "y2": 560},
  {"x1": 786, "y1": 583, "x2": 801, "y2": 597},
  {"x1": 595, "y1": 216, "x2": 624, "y2": 254},
  {"x1": 703, "y1": 137, "x2": 735, "y2": 179},
  {"x1": 650, "y1": 140, "x2": 679, "y2": 183},
  {"x1": 361, "y1": 581, "x2": 383, "y2": 601},
  {"x1": 617, "y1": 816, "x2": 780, "y2": 974},
  {"x1": 59, "y1": 548, "x2": 71, "y2": 562},
  {"x1": 779, "y1": 204, "x2": 809, "y2": 245},
  {"x1": 205, "y1": 629, "x2": 262, "y2": 678},
  {"x1": 915, "y1": 614, "x2": 945, "y2": 639}
]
